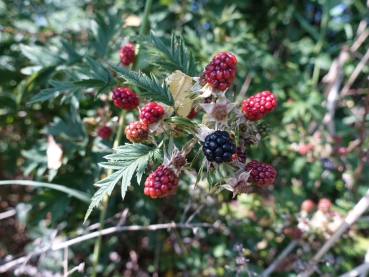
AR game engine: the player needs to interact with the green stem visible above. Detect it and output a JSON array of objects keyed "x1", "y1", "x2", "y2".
[{"x1": 91, "y1": 0, "x2": 153, "y2": 275}]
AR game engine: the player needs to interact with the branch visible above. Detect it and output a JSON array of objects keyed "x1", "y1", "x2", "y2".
[
  {"x1": 0, "y1": 222, "x2": 222, "y2": 273},
  {"x1": 298, "y1": 188, "x2": 369, "y2": 277},
  {"x1": 340, "y1": 48, "x2": 369, "y2": 97},
  {"x1": 261, "y1": 240, "x2": 299, "y2": 276},
  {"x1": 0, "y1": 209, "x2": 16, "y2": 220}
]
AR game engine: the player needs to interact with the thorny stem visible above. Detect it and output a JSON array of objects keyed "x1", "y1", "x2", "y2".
[{"x1": 91, "y1": 0, "x2": 153, "y2": 275}]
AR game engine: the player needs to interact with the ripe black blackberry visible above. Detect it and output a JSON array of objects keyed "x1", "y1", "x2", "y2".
[
  {"x1": 203, "y1": 131, "x2": 236, "y2": 163},
  {"x1": 321, "y1": 158, "x2": 334, "y2": 171}
]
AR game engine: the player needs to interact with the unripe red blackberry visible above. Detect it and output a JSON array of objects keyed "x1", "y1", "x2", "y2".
[
  {"x1": 187, "y1": 108, "x2": 198, "y2": 120},
  {"x1": 242, "y1": 91, "x2": 277, "y2": 121},
  {"x1": 124, "y1": 121, "x2": 149, "y2": 143},
  {"x1": 205, "y1": 52, "x2": 237, "y2": 91},
  {"x1": 140, "y1": 102, "x2": 165, "y2": 125},
  {"x1": 203, "y1": 131, "x2": 236, "y2": 163},
  {"x1": 97, "y1": 126, "x2": 112, "y2": 139},
  {"x1": 317, "y1": 198, "x2": 332, "y2": 213},
  {"x1": 245, "y1": 160, "x2": 276, "y2": 186},
  {"x1": 257, "y1": 122, "x2": 272, "y2": 138},
  {"x1": 301, "y1": 199, "x2": 315, "y2": 212},
  {"x1": 112, "y1": 87, "x2": 139, "y2": 110},
  {"x1": 120, "y1": 43, "x2": 135, "y2": 65},
  {"x1": 144, "y1": 165, "x2": 179, "y2": 198}
]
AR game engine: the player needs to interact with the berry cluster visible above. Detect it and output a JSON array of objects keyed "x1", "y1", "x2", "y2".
[
  {"x1": 120, "y1": 43, "x2": 135, "y2": 66},
  {"x1": 242, "y1": 91, "x2": 277, "y2": 121},
  {"x1": 205, "y1": 52, "x2": 237, "y2": 90},
  {"x1": 144, "y1": 165, "x2": 179, "y2": 198},
  {"x1": 103, "y1": 49, "x2": 280, "y2": 201},
  {"x1": 97, "y1": 126, "x2": 113, "y2": 140},
  {"x1": 245, "y1": 160, "x2": 277, "y2": 186},
  {"x1": 112, "y1": 87, "x2": 139, "y2": 110},
  {"x1": 140, "y1": 102, "x2": 165, "y2": 124},
  {"x1": 203, "y1": 131, "x2": 236, "y2": 163},
  {"x1": 125, "y1": 121, "x2": 149, "y2": 143}
]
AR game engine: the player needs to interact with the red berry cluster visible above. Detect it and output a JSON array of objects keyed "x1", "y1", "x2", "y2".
[
  {"x1": 245, "y1": 160, "x2": 277, "y2": 186},
  {"x1": 125, "y1": 121, "x2": 149, "y2": 143},
  {"x1": 120, "y1": 43, "x2": 135, "y2": 66},
  {"x1": 112, "y1": 87, "x2": 139, "y2": 110},
  {"x1": 144, "y1": 165, "x2": 179, "y2": 198},
  {"x1": 301, "y1": 199, "x2": 315, "y2": 212},
  {"x1": 140, "y1": 102, "x2": 165, "y2": 124},
  {"x1": 242, "y1": 91, "x2": 277, "y2": 121},
  {"x1": 205, "y1": 52, "x2": 237, "y2": 91},
  {"x1": 317, "y1": 198, "x2": 332, "y2": 213},
  {"x1": 97, "y1": 126, "x2": 113, "y2": 139}
]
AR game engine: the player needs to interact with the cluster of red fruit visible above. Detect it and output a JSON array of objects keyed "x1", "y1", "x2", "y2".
[
  {"x1": 282, "y1": 198, "x2": 343, "y2": 241},
  {"x1": 99, "y1": 47, "x2": 281, "y2": 199},
  {"x1": 198, "y1": 52, "x2": 278, "y2": 189}
]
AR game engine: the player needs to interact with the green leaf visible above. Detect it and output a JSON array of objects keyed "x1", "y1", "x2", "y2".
[
  {"x1": 73, "y1": 79, "x2": 108, "y2": 87},
  {"x1": 60, "y1": 39, "x2": 82, "y2": 64},
  {"x1": 0, "y1": 180, "x2": 90, "y2": 203},
  {"x1": 136, "y1": 30, "x2": 196, "y2": 76},
  {"x1": 109, "y1": 64, "x2": 175, "y2": 106},
  {"x1": 29, "y1": 81, "x2": 75, "y2": 104},
  {"x1": 84, "y1": 144, "x2": 162, "y2": 222},
  {"x1": 89, "y1": 11, "x2": 124, "y2": 58},
  {"x1": 293, "y1": 10, "x2": 320, "y2": 41},
  {"x1": 84, "y1": 169, "x2": 126, "y2": 222}
]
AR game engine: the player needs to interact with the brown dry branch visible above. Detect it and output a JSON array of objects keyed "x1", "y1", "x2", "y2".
[
  {"x1": 261, "y1": 240, "x2": 299, "y2": 276},
  {"x1": 340, "y1": 48, "x2": 369, "y2": 97},
  {"x1": 0, "y1": 209, "x2": 16, "y2": 220},
  {"x1": 298, "y1": 188, "x2": 369, "y2": 277},
  {"x1": 0, "y1": 221, "x2": 224, "y2": 274}
]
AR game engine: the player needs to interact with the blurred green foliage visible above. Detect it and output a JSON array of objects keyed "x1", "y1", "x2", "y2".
[{"x1": 1, "y1": 0, "x2": 369, "y2": 276}]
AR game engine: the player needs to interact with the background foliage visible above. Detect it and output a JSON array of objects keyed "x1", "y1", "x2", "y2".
[{"x1": 0, "y1": 0, "x2": 369, "y2": 276}]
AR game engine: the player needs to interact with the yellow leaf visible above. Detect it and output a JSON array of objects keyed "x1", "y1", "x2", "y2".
[{"x1": 166, "y1": 70, "x2": 193, "y2": 117}]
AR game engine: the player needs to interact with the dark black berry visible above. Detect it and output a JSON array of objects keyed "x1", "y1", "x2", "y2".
[
  {"x1": 321, "y1": 158, "x2": 334, "y2": 171},
  {"x1": 203, "y1": 131, "x2": 236, "y2": 163}
]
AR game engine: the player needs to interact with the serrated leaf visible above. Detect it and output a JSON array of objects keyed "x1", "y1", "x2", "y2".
[
  {"x1": 84, "y1": 144, "x2": 162, "y2": 222},
  {"x1": 84, "y1": 169, "x2": 125, "y2": 221},
  {"x1": 73, "y1": 79, "x2": 108, "y2": 87},
  {"x1": 109, "y1": 64, "x2": 174, "y2": 106},
  {"x1": 166, "y1": 70, "x2": 193, "y2": 117},
  {"x1": 136, "y1": 31, "x2": 196, "y2": 76},
  {"x1": 89, "y1": 11, "x2": 124, "y2": 58},
  {"x1": 60, "y1": 39, "x2": 82, "y2": 64},
  {"x1": 29, "y1": 81, "x2": 75, "y2": 103}
]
